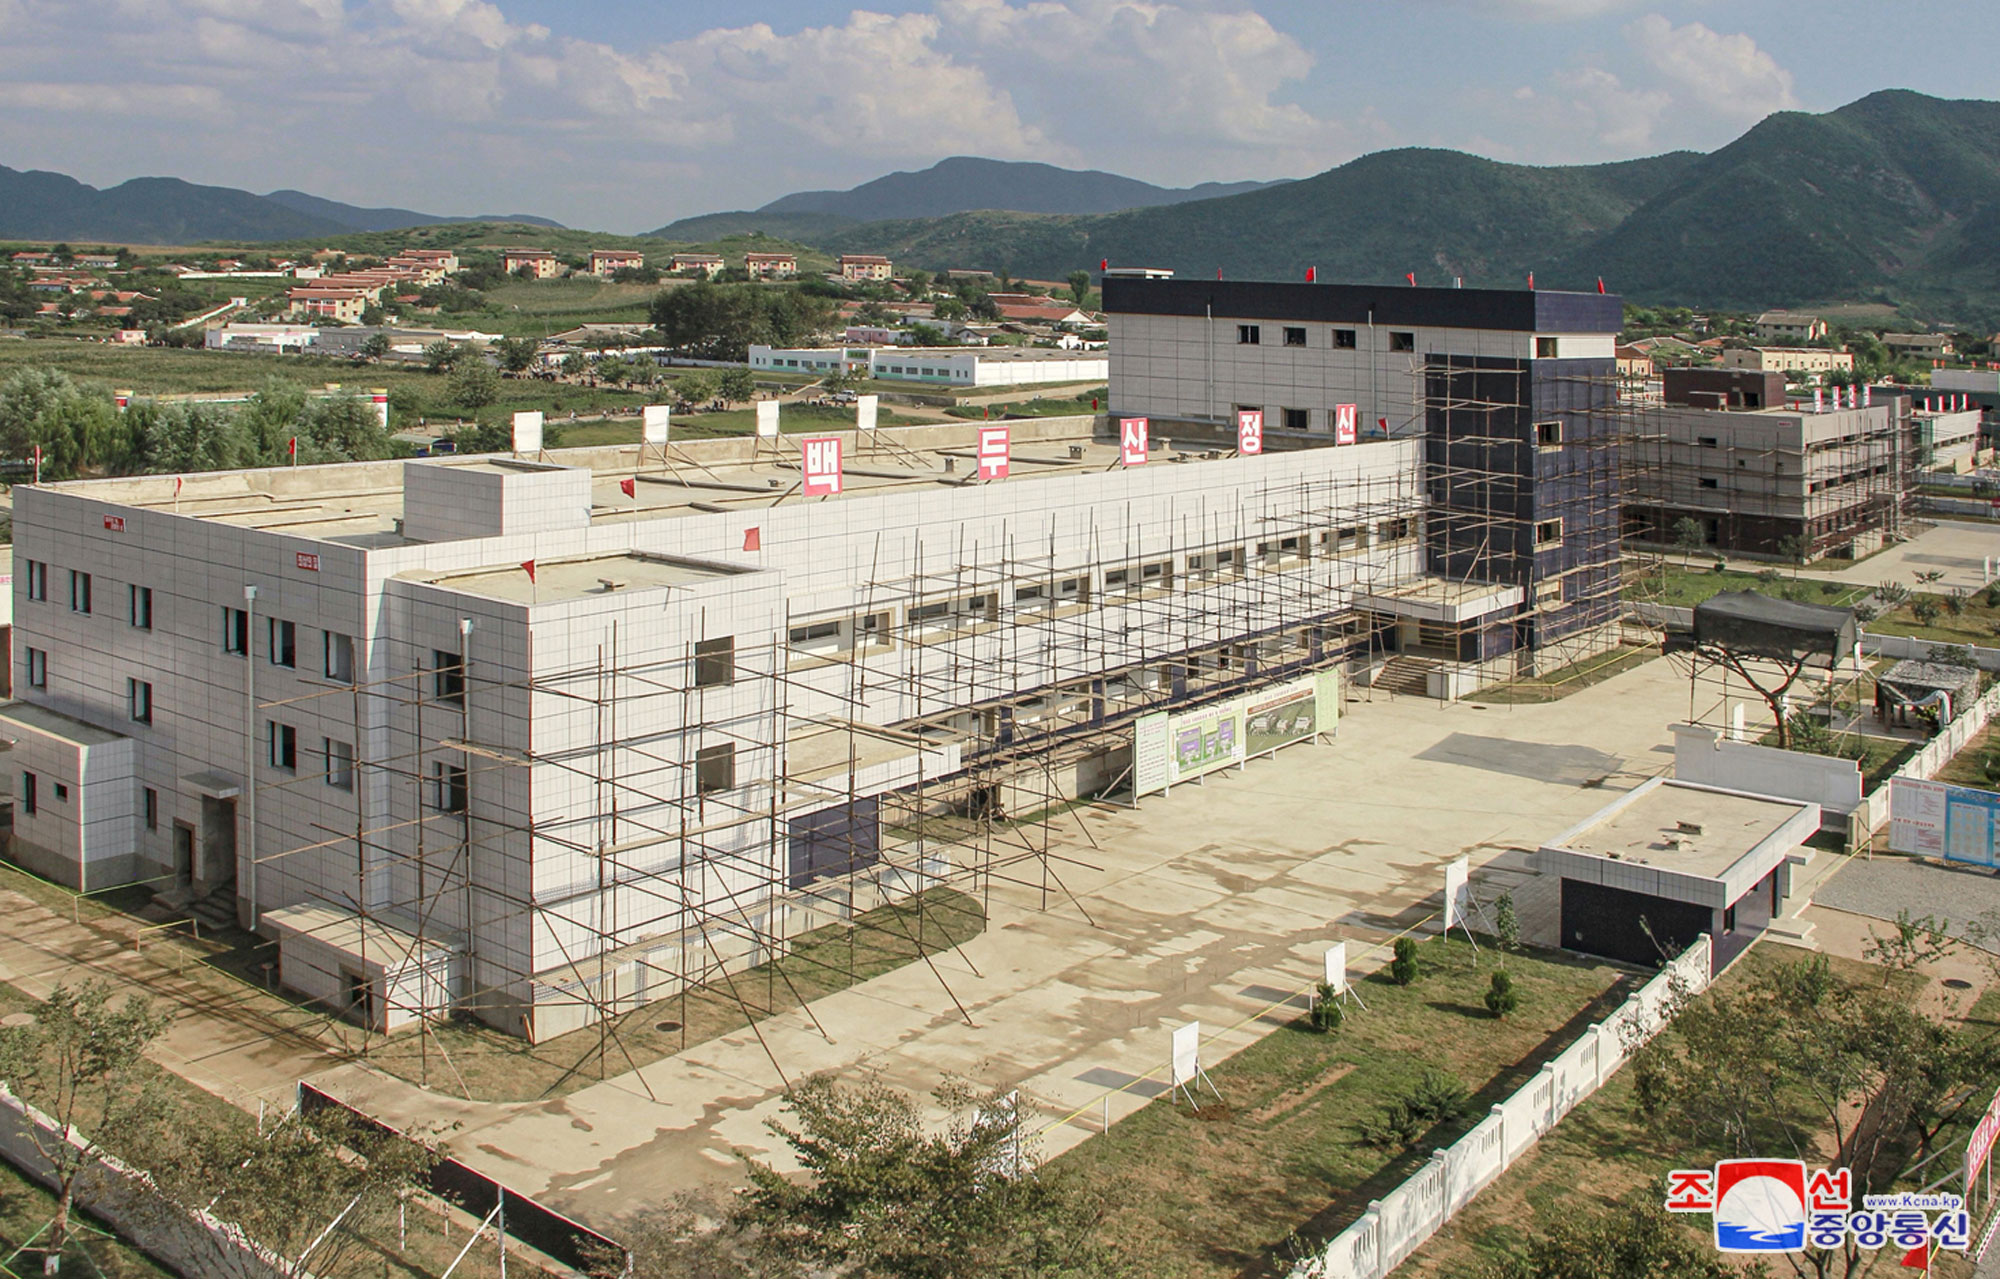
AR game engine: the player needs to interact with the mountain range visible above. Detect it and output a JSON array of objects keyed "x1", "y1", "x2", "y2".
[
  {"x1": 0, "y1": 166, "x2": 563, "y2": 244},
  {"x1": 657, "y1": 91, "x2": 2000, "y2": 322}
]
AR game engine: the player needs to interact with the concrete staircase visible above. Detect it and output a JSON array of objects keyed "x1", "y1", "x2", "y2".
[
  {"x1": 1371, "y1": 656, "x2": 1436, "y2": 698},
  {"x1": 150, "y1": 882, "x2": 240, "y2": 936}
]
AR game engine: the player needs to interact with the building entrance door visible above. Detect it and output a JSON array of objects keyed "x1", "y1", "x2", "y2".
[
  {"x1": 172, "y1": 822, "x2": 196, "y2": 888},
  {"x1": 199, "y1": 796, "x2": 237, "y2": 887}
]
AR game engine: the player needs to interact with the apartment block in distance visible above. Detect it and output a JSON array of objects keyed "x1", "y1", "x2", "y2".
[
  {"x1": 1104, "y1": 274, "x2": 1626, "y2": 680},
  {"x1": 1622, "y1": 368, "x2": 1907, "y2": 558}
]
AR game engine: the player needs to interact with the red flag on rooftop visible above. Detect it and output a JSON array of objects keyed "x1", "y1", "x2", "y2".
[
  {"x1": 1099, "y1": 258, "x2": 1108, "y2": 272},
  {"x1": 619, "y1": 477, "x2": 636, "y2": 498},
  {"x1": 743, "y1": 527, "x2": 761, "y2": 552},
  {"x1": 1596, "y1": 277, "x2": 1607, "y2": 294},
  {"x1": 521, "y1": 560, "x2": 536, "y2": 583},
  {"x1": 1215, "y1": 267, "x2": 1222, "y2": 280},
  {"x1": 1527, "y1": 272, "x2": 1536, "y2": 290},
  {"x1": 1405, "y1": 272, "x2": 1416, "y2": 287},
  {"x1": 1306, "y1": 266, "x2": 1316, "y2": 283}
]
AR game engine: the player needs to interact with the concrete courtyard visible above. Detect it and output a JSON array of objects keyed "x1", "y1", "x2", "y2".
[{"x1": 306, "y1": 652, "x2": 1727, "y2": 1229}]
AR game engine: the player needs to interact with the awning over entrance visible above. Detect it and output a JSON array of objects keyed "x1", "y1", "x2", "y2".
[{"x1": 1352, "y1": 578, "x2": 1525, "y2": 625}]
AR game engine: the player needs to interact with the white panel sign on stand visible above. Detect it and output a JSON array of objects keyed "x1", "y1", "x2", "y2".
[
  {"x1": 1323, "y1": 942, "x2": 1347, "y2": 994},
  {"x1": 641, "y1": 405, "x2": 670, "y2": 445},
  {"x1": 511, "y1": 410, "x2": 544, "y2": 454},
  {"x1": 1170, "y1": 1022, "x2": 1219, "y2": 1108},
  {"x1": 1443, "y1": 856, "x2": 1470, "y2": 931},
  {"x1": 755, "y1": 400, "x2": 780, "y2": 438},
  {"x1": 855, "y1": 394, "x2": 879, "y2": 433}
]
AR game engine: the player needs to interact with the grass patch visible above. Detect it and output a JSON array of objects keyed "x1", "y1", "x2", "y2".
[
  {"x1": 1936, "y1": 720, "x2": 2000, "y2": 790},
  {"x1": 1399, "y1": 949, "x2": 1934, "y2": 1277},
  {"x1": 1755, "y1": 720, "x2": 1922, "y2": 791},
  {"x1": 1053, "y1": 936, "x2": 1636, "y2": 1279},
  {"x1": 1622, "y1": 561, "x2": 1868, "y2": 609},
  {"x1": 477, "y1": 277, "x2": 661, "y2": 336},
  {"x1": 353, "y1": 887, "x2": 985, "y2": 1102},
  {"x1": 944, "y1": 388, "x2": 1106, "y2": 419},
  {"x1": 1867, "y1": 591, "x2": 2000, "y2": 647},
  {"x1": 1470, "y1": 645, "x2": 1659, "y2": 704}
]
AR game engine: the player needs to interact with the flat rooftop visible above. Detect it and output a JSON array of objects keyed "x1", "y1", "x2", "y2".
[
  {"x1": 401, "y1": 551, "x2": 740, "y2": 605},
  {"x1": 1552, "y1": 780, "x2": 1808, "y2": 880},
  {"x1": 0, "y1": 701, "x2": 128, "y2": 748},
  {"x1": 38, "y1": 420, "x2": 1256, "y2": 546}
]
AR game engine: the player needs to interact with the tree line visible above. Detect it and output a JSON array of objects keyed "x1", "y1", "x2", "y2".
[{"x1": 0, "y1": 367, "x2": 401, "y2": 481}]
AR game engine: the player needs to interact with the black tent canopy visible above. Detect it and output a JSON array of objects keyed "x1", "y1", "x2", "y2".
[{"x1": 1691, "y1": 591, "x2": 1857, "y2": 667}]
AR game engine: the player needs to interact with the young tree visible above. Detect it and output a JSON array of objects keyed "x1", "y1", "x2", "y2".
[
  {"x1": 716, "y1": 367, "x2": 757, "y2": 405},
  {"x1": 153, "y1": 1108, "x2": 437, "y2": 1279},
  {"x1": 421, "y1": 339, "x2": 460, "y2": 373},
  {"x1": 1776, "y1": 532, "x2": 1808, "y2": 577},
  {"x1": 1389, "y1": 937, "x2": 1421, "y2": 985},
  {"x1": 737, "y1": 1076, "x2": 1128, "y2": 1279},
  {"x1": 674, "y1": 370, "x2": 720, "y2": 409},
  {"x1": 0, "y1": 982, "x2": 172, "y2": 1275},
  {"x1": 1484, "y1": 971, "x2": 1519, "y2": 1019},
  {"x1": 494, "y1": 335, "x2": 541, "y2": 374},
  {"x1": 1309, "y1": 983, "x2": 1345, "y2": 1033},
  {"x1": 448, "y1": 358, "x2": 500, "y2": 410},
  {"x1": 1670, "y1": 515, "x2": 1705, "y2": 569},
  {"x1": 359, "y1": 332, "x2": 391, "y2": 362}
]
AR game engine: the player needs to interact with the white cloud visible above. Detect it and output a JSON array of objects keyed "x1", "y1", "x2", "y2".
[
  {"x1": 1628, "y1": 14, "x2": 1798, "y2": 123},
  {"x1": 1419, "y1": 0, "x2": 1643, "y2": 19}
]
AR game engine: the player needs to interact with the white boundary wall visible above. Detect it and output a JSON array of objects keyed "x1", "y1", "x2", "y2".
[
  {"x1": 0, "y1": 1083, "x2": 300, "y2": 1279},
  {"x1": 1294, "y1": 937, "x2": 1712, "y2": 1279}
]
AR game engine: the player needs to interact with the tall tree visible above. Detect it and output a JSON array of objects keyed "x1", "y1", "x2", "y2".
[
  {"x1": 448, "y1": 358, "x2": 500, "y2": 410},
  {"x1": 0, "y1": 368, "x2": 118, "y2": 479},
  {"x1": 0, "y1": 982, "x2": 172, "y2": 1275},
  {"x1": 1067, "y1": 270, "x2": 1091, "y2": 305}
]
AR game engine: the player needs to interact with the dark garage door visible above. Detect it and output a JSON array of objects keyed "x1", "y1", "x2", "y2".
[
  {"x1": 1560, "y1": 879, "x2": 1712, "y2": 968},
  {"x1": 788, "y1": 798, "x2": 881, "y2": 890}
]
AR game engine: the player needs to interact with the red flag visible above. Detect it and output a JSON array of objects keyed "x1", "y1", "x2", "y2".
[
  {"x1": 1900, "y1": 1242, "x2": 1930, "y2": 1269},
  {"x1": 742, "y1": 527, "x2": 761, "y2": 552},
  {"x1": 619, "y1": 477, "x2": 636, "y2": 498},
  {"x1": 1596, "y1": 277, "x2": 1606, "y2": 294},
  {"x1": 1099, "y1": 258, "x2": 1108, "y2": 272},
  {"x1": 521, "y1": 560, "x2": 536, "y2": 583},
  {"x1": 1215, "y1": 267, "x2": 1222, "y2": 280},
  {"x1": 173, "y1": 476, "x2": 183, "y2": 495},
  {"x1": 1377, "y1": 417, "x2": 1388, "y2": 433},
  {"x1": 1405, "y1": 272, "x2": 1416, "y2": 287},
  {"x1": 1527, "y1": 272, "x2": 1535, "y2": 290},
  {"x1": 288, "y1": 436, "x2": 297, "y2": 458},
  {"x1": 1305, "y1": 266, "x2": 1316, "y2": 283}
]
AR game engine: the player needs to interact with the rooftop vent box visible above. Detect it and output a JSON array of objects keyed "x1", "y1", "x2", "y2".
[{"x1": 402, "y1": 457, "x2": 592, "y2": 542}]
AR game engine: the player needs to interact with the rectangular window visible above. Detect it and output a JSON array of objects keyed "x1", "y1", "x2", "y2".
[
  {"x1": 1014, "y1": 583, "x2": 1046, "y2": 604},
  {"x1": 910, "y1": 601, "x2": 951, "y2": 624},
  {"x1": 69, "y1": 571, "x2": 92, "y2": 614},
  {"x1": 1698, "y1": 435, "x2": 1719, "y2": 448},
  {"x1": 432, "y1": 650, "x2": 464, "y2": 704},
  {"x1": 1388, "y1": 331, "x2": 1415, "y2": 353},
  {"x1": 1332, "y1": 329, "x2": 1357, "y2": 349},
  {"x1": 128, "y1": 678, "x2": 152, "y2": 725},
  {"x1": 20, "y1": 772, "x2": 35, "y2": 815},
  {"x1": 222, "y1": 607, "x2": 248, "y2": 655},
  {"x1": 53, "y1": 783, "x2": 68, "y2": 804},
  {"x1": 1536, "y1": 336, "x2": 1559, "y2": 359},
  {"x1": 1055, "y1": 576, "x2": 1087, "y2": 602},
  {"x1": 1284, "y1": 407, "x2": 1309, "y2": 431},
  {"x1": 25, "y1": 647, "x2": 45, "y2": 690},
  {"x1": 1699, "y1": 477, "x2": 1720, "y2": 489},
  {"x1": 1379, "y1": 519, "x2": 1413, "y2": 543},
  {"x1": 267, "y1": 720, "x2": 297, "y2": 772},
  {"x1": 324, "y1": 631, "x2": 355, "y2": 682},
  {"x1": 1103, "y1": 567, "x2": 1130, "y2": 591},
  {"x1": 696, "y1": 743, "x2": 735, "y2": 795},
  {"x1": 144, "y1": 787, "x2": 158, "y2": 831},
  {"x1": 693, "y1": 636, "x2": 734, "y2": 688},
  {"x1": 1536, "y1": 420, "x2": 1564, "y2": 448},
  {"x1": 1535, "y1": 518, "x2": 1564, "y2": 547},
  {"x1": 325, "y1": 739, "x2": 355, "y2": 792},
  {"x1": 1237, "y1": 324, "x2": 1260, "y2": 345},
  {"x1": 129, "y1": 585, "x2": 152, "y2": 630},
  {"x1": 429, "y1": 760, "x2": 468, "y2": 813},
  {"x1": 268, "y1": 618, "x2": 296, "y2": 668},
  {"x1": 1535, "y1": 579, "x2": 1564, "y2": 608},
  {"x1": 1282, "y1": 326, "x2": 1307, "y2": 347},
  {"x1": 24, "y1": 560, "x2": 45, "y2": 602}
]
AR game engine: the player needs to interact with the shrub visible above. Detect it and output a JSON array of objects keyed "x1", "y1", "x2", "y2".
[
  {"x1": 1709, "y1": 557, "x2": 1728, "y2": 574},
  {"x1": 1877, "y1": 582, "x2": 1911, "y2": 607},
  {"x1": 1357, "y1": 1069, "x2": 1470, "y2": 1147},
  {"x1": 1984, "y1": 582, "x2": 2000, "y2": 610},
  {"x1": 1494, "y1": 892, "x2": 1520, "y2": 951},
  {"x1": 1309, "y1": 982, "x2": 1344, "y2": 1033},
  {"x1": 1756, "y1": 568, "x2": 1783, "y2": 587},
  {"x1": 1818, "y1": 580, "x2": 1842, "y2": 598},
  {"x1": 1944, "y1": 587, "x2": 1969, "y2": 616},
  {"x1": 1912, "y1": 596, "x2": 1942, "y2": 626},
  {"x1": 1485, "y1": 971, "x2": 1520, "y2": 1019},
  {"x1": 1388, "y1": 937, "x2": 1421, "y2": 986}
]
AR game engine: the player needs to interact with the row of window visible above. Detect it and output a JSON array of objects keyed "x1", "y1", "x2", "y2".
[
  {"x1": 1237, "y1": 325, "x2": 1386, "y2": 350},
  {"x1": 20, "y1": 773, "x2": 166, "y2": 832}
]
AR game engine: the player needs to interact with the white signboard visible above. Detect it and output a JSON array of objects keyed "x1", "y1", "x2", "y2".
[
  {"x1": 801, "y1": 436, "x2": 843, "y2": 496},
  {"x1": 1170, "y1": 1023, "x2": 1200, "y2": 1088},
  {"x1": 1889, "y1": 777, "x2": 1948, "y2": 858},
  {"x1": 511, "y1": 410, "x2": 544, "y2": 453},
  {"x1": 1119, "y1": 416, "x2": 1149, "y2": 466},
  {"x1": 755, "y1": 399, "x2": 780, "y2": 438},
  {"x1": 1443, "y1": 855, "x2": 1471, "y2": 930},
  {"x1": 1133, "y1": 712, "x2": 1171, "y2": 797},
  {"x1": 977, "y1": 425, "x2": 1010, "y2": 480},
  {"x1": 1334, "y1": 403, "x2": 1357, "y2": 445},
  {"x1": 1236, "y1": 409, "x2": 1263, "y2": 456},
  {"x1": 641, "y1": 405, "x2": 670, "y2": 445},
  {"x1": 1323, "y1": 942, "x2": 1348, "y2": 995},
  {"x1": 855, "y1": 393, "x2": 879, "y2": 433}
]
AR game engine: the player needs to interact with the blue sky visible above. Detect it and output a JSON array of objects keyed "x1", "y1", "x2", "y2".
[{"x1": 1, "y1": 0, "x2": 1995, "y2": 232}]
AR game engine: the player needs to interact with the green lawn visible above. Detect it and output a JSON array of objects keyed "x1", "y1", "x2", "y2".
[
  {"x1": 1867, "y1": 591, "x2": 2000, "y2": 647},
  {"x1": 1622, "y1": 561, "x2": 1868, "y2": 610},
  {"x1": 477, "y1": 276, "x2": 662, "y2": 337},
  {"x1": 1053, "y1": 936, "x2": 1635, "y2": 1279},
  {"x1": 944, "y1": 387, "x2": 1107, "y2": 419},
  {"x1": 1756, "y1": 720, "x2": 1921, "y2": 791},
  {"x1": 1471, "y1": 645, "x2": 1659, "y2": 704},
  {"x1": 352, "y1": 888, "x2": 984, "y2": 1102},
  {"x1": 1936, "y1": 721, "x2": 2000, "y2": 789}
]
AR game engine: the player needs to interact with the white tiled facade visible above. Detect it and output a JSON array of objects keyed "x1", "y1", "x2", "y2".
[{"x1": 11, "y1": 429, "x2": 1424, "y2": 1038}]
